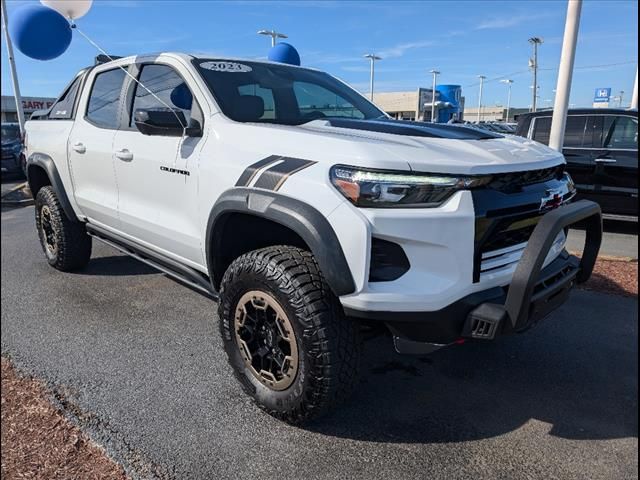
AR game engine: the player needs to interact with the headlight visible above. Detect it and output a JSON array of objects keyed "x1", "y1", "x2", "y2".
[{"x1": 330, "y1": 165, "x2": 491, "y2": 208}]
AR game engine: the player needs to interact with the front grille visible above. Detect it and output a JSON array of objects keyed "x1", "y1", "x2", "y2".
[
  {"x1": 472, "y1": 165, "x2": 571, "y2": 283},
  {"x1": 487, "y1": 165, "x2": 565, "y2": 193},
  {"x1": 482, "y1": 223, "x2": 538, "y2": 253},
  {"x1": 479, "y1": 231, "x2": 566, "y2": 280}
]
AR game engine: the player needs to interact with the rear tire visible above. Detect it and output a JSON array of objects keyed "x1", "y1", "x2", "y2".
[
  {"x1": 35, "y1": 186, "x2": 92, "y2": 271},
  {"x1": 218, "y1": 246, "x2": 361, "y2": 425}
]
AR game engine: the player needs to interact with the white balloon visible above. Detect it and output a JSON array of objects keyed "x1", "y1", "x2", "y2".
[{"x1": 41, "y1": 0, "x2": 93, "y2": 20}]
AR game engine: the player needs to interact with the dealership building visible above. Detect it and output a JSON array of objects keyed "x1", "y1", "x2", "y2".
[
  {"x1": 1, "y1": 95, "x2": 56, "y2": 123},
  {"x1": 372, "y1": 87, "x2": 528, "y2": 123},
  {"x1": 372, "y1": 85, "x2": 464, "y2": 122}
]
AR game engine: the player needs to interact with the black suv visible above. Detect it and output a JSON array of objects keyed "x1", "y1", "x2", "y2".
[{"x1": 516, "y1": 108, "x2": 638, "y2": 220}]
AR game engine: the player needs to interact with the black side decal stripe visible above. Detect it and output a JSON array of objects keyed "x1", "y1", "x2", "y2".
[
  {"x1": 253, "y1": 157, "x2": 317, "y2": 191},
  {"x1": 235, "y1": 155, "x2": 282, "y2": 187}
]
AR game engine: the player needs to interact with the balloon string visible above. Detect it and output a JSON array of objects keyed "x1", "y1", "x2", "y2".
[{"x1": 71, "y1": 24, "x2": 188, "y2": 133}]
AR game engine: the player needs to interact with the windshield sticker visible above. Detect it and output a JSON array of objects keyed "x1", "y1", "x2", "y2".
[{"x1": 200, "y1": 61, "x2": 252, "y2": 73}]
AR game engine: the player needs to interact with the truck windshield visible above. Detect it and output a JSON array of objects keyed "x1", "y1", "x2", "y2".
[{"x1": 193, "y1": 59, "x2": 385, "y2": 125}]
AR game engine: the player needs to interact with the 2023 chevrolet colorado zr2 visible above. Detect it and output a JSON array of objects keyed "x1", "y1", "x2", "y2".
[{"x1": 25, "y1": 53, "x2": 603, "y2": 424}]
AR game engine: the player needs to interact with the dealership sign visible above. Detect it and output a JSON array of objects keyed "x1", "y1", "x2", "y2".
[
  {"x1": 1, "y1": 95, "x2": 56, "y2": 114},
  {"x1": 21, "y1": 99, "x2": 54, "y2": 111},
  {"x1": 592, "y1": 88, "x2": 611, "y2": 108}
]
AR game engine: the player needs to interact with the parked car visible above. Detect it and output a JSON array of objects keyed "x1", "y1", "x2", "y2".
[
  {"x1": 1, "y1": 123, "x2": 26, "y2": 177},
  {"x1": 24, "y1": 53, "x2": 602, "y2": 424},
  {"x1": 516, "y1": 108, "x2": 638, "y2": 220}
]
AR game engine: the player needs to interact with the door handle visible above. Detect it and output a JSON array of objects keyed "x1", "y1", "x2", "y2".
[
  {"x1": 72, "y1": 142, "x2": 86, "y2": 154},
  {"x1": 114, "y1": 149, "x2": 133, "y2": 161},
  {"x1": 595, "y1": 158, "x2": 617, "y2": 164}
]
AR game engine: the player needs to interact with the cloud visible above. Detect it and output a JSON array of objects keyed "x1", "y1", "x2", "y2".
[
  {"x1": 476, "y1": 13, "x2": 550, "y2": 30},
  {"x1": 378, "y1": 40, "x2": 436, "y2": 58}
]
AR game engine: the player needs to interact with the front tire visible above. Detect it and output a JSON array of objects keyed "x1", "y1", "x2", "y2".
[
  {"x1": 35, "y1": 186, "x2": 92, "y2": 271},
  {"x1": 218, "y1": 246, "x2": 361, "y2": 425}
]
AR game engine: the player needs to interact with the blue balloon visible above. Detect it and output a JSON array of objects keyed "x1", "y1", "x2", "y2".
[
  {"x1": 10, "y1": 5, "x2": 71, "y2": 61},
  {"x1": 268, "y1": 43, "x2": 301, "y2": 66}
]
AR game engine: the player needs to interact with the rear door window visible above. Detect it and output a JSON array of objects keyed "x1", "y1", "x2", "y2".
[
  {"x1": 533, "y1": 115, "x2": 594, "y2": 148},
  {"x1": 86, "y1": 68, "x2": 127, "y2": 129},
  {"x1": 563, "y1": 116, "x2": 589, "y2": 147},
  {"x1": 532, "y1": 117, "x2": 551, "y2": 144},
  {"x1": 49, "y1": 76, "x2": 83, "y2": 120}
]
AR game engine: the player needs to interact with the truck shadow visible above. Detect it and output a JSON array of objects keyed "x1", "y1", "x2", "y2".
[
  {"x1": 74, "y1": 255, "x2": 157, "y2": 276},
  {"x1": 308, "y1": 295, "x2": 638, "y2": 443}
]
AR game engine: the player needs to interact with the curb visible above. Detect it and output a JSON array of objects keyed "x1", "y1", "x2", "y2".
[
  {"x1": 569, "y1": 251, "x2": 638, "y2": 263},
  {"x1": 0, "y1": 181, "x2": 27, "y2": 199},
  {"x1": 1, "y1": 198, "x2": 34, "y2": 207}
]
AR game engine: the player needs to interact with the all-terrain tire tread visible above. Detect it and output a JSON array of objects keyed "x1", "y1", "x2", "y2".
[
  {"x1": 218, "y1": 245, "x2": 361, "y2": 424},
  {"x1": 35, "y1": 186, "x2": 91, "y2": 271}
]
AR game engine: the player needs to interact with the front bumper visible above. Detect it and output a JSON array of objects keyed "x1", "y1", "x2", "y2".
[{"x1": 346, "y1": 200, "x2": 602, "y2": 354}]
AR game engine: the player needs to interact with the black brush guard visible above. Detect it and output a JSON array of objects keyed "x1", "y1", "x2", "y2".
[{"x1": 462, "y1": 199, "x2": 602, "y2": 340}]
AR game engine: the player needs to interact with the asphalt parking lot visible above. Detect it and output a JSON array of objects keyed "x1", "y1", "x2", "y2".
[{"x1": 1, "y1": 204, "x2": 638, "y2": 480}]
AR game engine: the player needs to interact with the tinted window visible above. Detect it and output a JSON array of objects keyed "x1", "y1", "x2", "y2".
[
  {"x1": 237, "y1": 84, "x2": 275, "y2": 119},
  {"x1": 194, "y1": 59, "x2": 384, "y2": 125},
  {"x1": 50, "y1": 76, "x2": 82, "y2": 120},
  {"x1": 130, "y1": 64, "x2": 194, "y2": 127},
  {"x1": 532, "y1": 115, "x2": 590, "y2": 147},
  {"x1": 563, "y1": 116, "x2": 588, "y2": 147},
  {"x1": 86, "y1": 68, "x2": 126, "y2": 128},
  {"x1": 604, "y1": 116, "x2": 638, "y2": 149},
  {"x1": 293, "y1": 82, "x2": 365, "y2": 119},
  {"x1": 1, "y1": 125, "x2": 20, "y2": 141},
  {"x1": 532, "y1": 117, "x2": 551, "y2": 144}
]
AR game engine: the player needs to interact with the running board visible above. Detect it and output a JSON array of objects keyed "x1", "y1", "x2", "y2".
[{"x1": 86, "y1": 224, "x2": 218, "y2": 300}]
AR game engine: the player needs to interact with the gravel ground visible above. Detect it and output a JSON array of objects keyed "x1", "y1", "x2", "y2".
[
  {"x1": 1, "y1": 357, "x2": 127, "y2": 480},
  {"x1": 580, "y1": 258, "x2": 638, "y2": 297}
]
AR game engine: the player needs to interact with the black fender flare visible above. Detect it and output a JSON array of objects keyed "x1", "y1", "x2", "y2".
[
  {"x1": 206, "y1": 188, "x2": 356, "y2": 296},
  {"x1": 27, "y1": 152, "x2": 79, "y2": 222}
]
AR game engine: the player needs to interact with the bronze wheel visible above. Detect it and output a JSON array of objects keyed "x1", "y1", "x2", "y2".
[
  {"x1": 234, "y1": 290, "x2": 299, "y2": 391},
  {"x1": 39, "y1": 204, "x2": 58, "y2": 257}
]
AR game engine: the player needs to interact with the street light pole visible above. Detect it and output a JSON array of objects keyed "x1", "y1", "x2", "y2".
[
  {"x1": 549, "y1": 0, "x2": 582, "y2": 152},
  {"x1": 364, "y1": 54, "x2": 381, "y2": 102},
  {"x1": 257, "y1": 29, "x2": 288, "y2": 47},
  {"x1": 1, "y1": 0, "x2": 26, "y2": 135},
  {"x1": 528, "y1": 37, "x2": 543, "y2": 112},
  {"x1": 500, "y1": 79, "x2": 514, "y2": 122},
  {"x1": 618, "y1": 91, "x2": 624, "y2": 108},
  {"x1": 429, "y1": 69, "x2": 440, "y2": 122},
  {"x1": 631, "y1": 67, "x2": 638, "y2": 110},
  {"x1": 477, "y1": 75, "x2": 486, "y2": 123}
]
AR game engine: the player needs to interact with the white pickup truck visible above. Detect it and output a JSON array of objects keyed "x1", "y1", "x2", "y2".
[{"x1": 25, "y1": 53, "x2": 602, "y2": 424}]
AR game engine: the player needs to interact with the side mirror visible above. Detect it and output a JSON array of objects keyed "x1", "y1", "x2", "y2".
[{"x1": 134, "y1": 108, "x2": 201, "y2": 137}]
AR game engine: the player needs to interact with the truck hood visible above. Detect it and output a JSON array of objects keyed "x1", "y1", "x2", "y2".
[
  {"x1": 297, "y1": 118, "x2": 564, "y2": 174},
  {"x1": 216, "y1": 116, "x2": 565, "y2": 175}
]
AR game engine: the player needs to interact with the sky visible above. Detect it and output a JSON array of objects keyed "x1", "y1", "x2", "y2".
[{"x1": 1, "y1": 0, "x2": 638, "y2": 109}]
